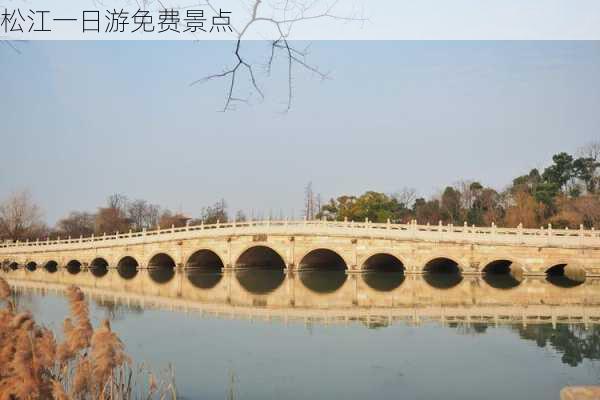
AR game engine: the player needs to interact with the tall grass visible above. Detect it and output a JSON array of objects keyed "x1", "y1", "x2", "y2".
[{"x1": 0, "y1": 277, "x2": 176, "y2": 399}]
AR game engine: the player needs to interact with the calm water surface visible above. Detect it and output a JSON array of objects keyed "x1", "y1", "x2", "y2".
[{"x1": 5, "y1": 268, "x2": 600, "y2": 400}]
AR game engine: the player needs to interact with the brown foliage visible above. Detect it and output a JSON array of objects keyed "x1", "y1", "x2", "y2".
[
  {"x1": 159, "y1": 212, "x2": 190, "y2": 229},
  {"x1": 505, "y1": 191, "x2": 546, "y2": 228},
  {"x1": 0, "y1": 191, "x2": 47, "y2": 241},
  {"x1": 0, "y1": 279, "x2": 10, "y2": 300},
  {"x1": 0, "y1": 277, "x2": 174, "y2": 400},
  {"x1": 95, "y1": 207, "x2": 131, "y2": 235}
]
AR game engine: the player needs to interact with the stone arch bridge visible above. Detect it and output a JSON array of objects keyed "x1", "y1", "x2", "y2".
[{"x1": 1, "y1": 220, "x2": 600, "y2": 278}]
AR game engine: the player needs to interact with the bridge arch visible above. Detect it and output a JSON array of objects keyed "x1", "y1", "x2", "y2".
[
  {"x1": 65, "y1": 260, "x2": 82, "y2": 275},
  {"x1": 90, "y1": 257, "x2": 109, "y2": 278},
  {"x1": 185, "y1": 249, "x2": 224, "y2": 271},
  {"x1": 298, "y1": 248, "x2": 348, "y2": 271},
  {"x1": 235, "y1": 245, "x2": 286, "y2": 270},
  {"x1": 9, "y1": 261, "x2": 19, "y2": 270},
  {"x1": 545, "y1": 261, "x2": 586, "y2": 287},
  {"x1": 25, "y1": 261, "x2": 37, "y2": 272},
  {"x1": 423, "y1": 257, "x2": 461, "y2": 274},
  {"x1": 44, "y1": 260, "x2": 58, "y2": 273},
  {"x1": 117, "y1": 256, "x2": 138, "y2": 280},
  {"x1": 360, "y1": 253, "x2": 405, "y2": 272},
  {"x1": 148, "y1": 253, "x2": 176, "y2": 284},
  {"x1": 481, "y1": 259, "x2": 526, "y2": 275},
  {"x1": 148, "y1": 252, "x2": 176, "y2": 269},
  {"x1": 481, "y1": 259, "x2": 524, "y2": 289}
]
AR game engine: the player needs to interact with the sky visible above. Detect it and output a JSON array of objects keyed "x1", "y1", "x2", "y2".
[
  {"x1": 7, "y1": 0, "x2": 600, "y2": 39},
  {"x1": 1, "y1": 41, "x2": 599, "y2": 224}
]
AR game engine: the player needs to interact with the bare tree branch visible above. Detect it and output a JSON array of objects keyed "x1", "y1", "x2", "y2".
[{"x1": 194, "y1": 0, "x2": 365, "y2": 112}]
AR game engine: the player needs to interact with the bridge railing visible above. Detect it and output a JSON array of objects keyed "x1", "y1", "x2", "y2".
[{"x1": 1, "y1": 219, "x2": 599, "y2": 252}]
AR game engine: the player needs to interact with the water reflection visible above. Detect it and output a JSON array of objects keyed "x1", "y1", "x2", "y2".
[
  {"x1": 423, "y1": 272, "x2": 463, "y2": 289},
  {"x1": 361, "y1": 271, "x2": 405, "y2": 292},
  {"x1": 186, "y1": 269, "x2": 223, "y2": 289},
  {"x1": 515, "y1": 325, "x2": 600, "y2": 367},
  {"x1": 117, "y1": 256, "x2": 139, "y2": 280},
  {"x1": 91, "y1": 265, "x2": 108, "y2": 278},
  {"x1": 5, "y1": 267, "x2": 600, "y2": 319},
  {"x1": 483, "y1": 272, "x2": 522, "y2": 289},
  {"x1": 546, "y1": 264, "x2": 586, "y2": 288},
  {"x1": 66, "y1": 260, "x2": 81, "y2": 275},
  {"x1": 5, "y1": 265, "x2": 600, "y2": 400},
  {"x1": 546, "y1": 274, "x2": 585, "y2": 288},
  {"x1": 8, "y1": 281, "x2": 600, "y2": 372},
  {"x1": 118, "y1": 264, "x2": 138, "y2": 280},
  {"x1": 44, "y1": 261, "x2": 58, "y2": 273},
  {"x1": 96, "y1": 298, "x2": 144, "y2": 321},
  {"x1": 149, "y1": 267, "x2": 175, "y2": 284},
  {"x1": 299, "y1": 270, "x2": 348, "y2": 293},
  {"x1": 236, "y1": 269, "x2": 285, "y2": 294}
]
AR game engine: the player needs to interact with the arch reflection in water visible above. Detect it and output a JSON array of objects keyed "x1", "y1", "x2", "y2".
[
  {"x1": 546, "y1": 264, "x2": 585, "y2": 288},
  {"x1": 25, "y1": 261, "x2": 37, "y2": 272},
  {"x1": 186, "y1": 269, "x2": 223, "y2": 289},
  {"x1": 362, "y1": 271, "x2": 405, "y2": 292},
  {"x1": 44, "y1": 260, "x2": 58, "y2": 273},
  {"x1": 9, "y1": 262, "x2": 18, "y2": 270},
  {"x1": 149, "y1": 267, "x2": 175, "y2": 284},
  {"x1": 482, "y1": 260, "x2": 522, "y2": 289},
  {"x1": 185, "y1": 249, "x2": 224, "y2": 289},
  {"x1": 299, "y1": 270, "x2": 348, "y2": 294},
  {"x1": 361, "y1": 253, "x2": 405, "y2": 292},
  {"x1": 117, "y1": 256, "x2": 138, "y2": 280},
  {"x1": 90, "y1": 258, "x2": 109, "y2": 278},
  {"x1": 236, "y1": 269, "x2": 285, "y2": 294},
  {"x1": 299, "y1": 249, "x2": 347, "y2": 271},
  {"x1": 423, "y1": 257, "x2": 463, "y2": 289},
  {"x1": 148, "y1": 253, "x2": 176, "y2": 284},
  {"x1": 66, "y1": 260, "x2": 82, "y2": 275}
]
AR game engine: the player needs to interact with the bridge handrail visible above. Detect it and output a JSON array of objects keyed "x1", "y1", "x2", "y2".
[{"x1": 1, "y1": 219, "x2": 599, "y2": 251}]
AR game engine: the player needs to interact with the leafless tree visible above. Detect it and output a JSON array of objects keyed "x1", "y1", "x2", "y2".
[
  {"x1": 578, "y1": 141, "x2": 600, "y2": 161},
  {"x1": 127, "y1": 199, "x2": 160, "y2": 230},
  {"x1": 200, "y1": 199, "x2": 228, "y2": 223},
  {"x1": 303, "y1": 181, "x2": 321, "y2": 220},
  {"x1": 0, "y1": 190, "x2": 46, "y2": 241},
  {"x1": 56, "y1": 211, "x2": 96, "y2": 237},
  {"x1": 392, "y1": 187, "x2": 417, "y2": 209},
  {"x1": 193, "y1": 0, "x2": 365, "y2": 112},
  {"x1": 235, "y1": 210, "x2": 247, "y2": 222},
  {"x1": 107, "y1": 193, "x2": 129, "y2": 213}
]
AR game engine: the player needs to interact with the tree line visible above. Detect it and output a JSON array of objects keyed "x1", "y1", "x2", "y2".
[
  {"x1": 316, "y1": 142, "x2": 600, "y2": 229},
  {"x1": 1, "y1": 142, "x2": 599, "y2": 241},
  {"x1": 0, "y1": 193, "x2": 237, "y2": 241}
]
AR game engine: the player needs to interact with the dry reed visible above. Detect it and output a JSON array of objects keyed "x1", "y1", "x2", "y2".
[{"x1": 0, "y1": 277, "x2": 176, "y2": 399}]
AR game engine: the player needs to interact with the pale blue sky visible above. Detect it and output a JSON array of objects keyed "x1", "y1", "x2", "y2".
[
  {"x1": 9, "y1": 0, "x2": 600, "y2": 39},
  {"x1": 1, "y1": 41, "x2": 599, "y2": 224}
]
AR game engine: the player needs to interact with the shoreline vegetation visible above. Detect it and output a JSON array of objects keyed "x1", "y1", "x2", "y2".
[
  {"x1": 0, "y1": 277, "x2": 176, "y2": 400},
  {"x1": 0, "y1": 143, "x2": 599, "y2": 243}
]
